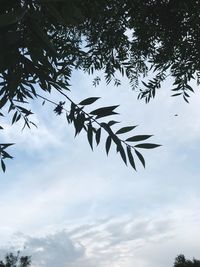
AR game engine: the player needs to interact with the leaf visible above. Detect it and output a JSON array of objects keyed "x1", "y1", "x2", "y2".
[
  {"x1": 1, "y1": 159, "x2": 5, "y2": 173},
  {"x1": 107, "y1": 120, "x2": 120, "y2": 126},
  {"x1": 74, "y1": 113, "x2": 85, "y2": 136},
  {"x1": 117, "y1": 144, "x2": 127, "y2": 165},
  {"x1": 12, "y1": 111, "x2": 18, "y2": 125},
  {"x1": 135, "y1": 149, "x2": 145, "y2": 168},
  {"x1": 105, "y1": 136, "x2": 112, "y2": 155},
  {"x1": 183, "y1": 95, "x2": 189, "y2": 103},
  {"x1": 127, "y1": 146, "x2": 136, "y2": 170},
  {"x1": 134, "y1": 143, "x2": 161, "y2": 149},
  {"x1": 126, "y1": 135, "x2": 153, "y2": 142},
  {"x1": 79, "y1": 97, "x2": 100, "y2": 106},
  {"x1": 87, "y1": 123, "x2": 93, "y2": 150},
  {"x1": 171, "y1": 92, "x2": 182, "y2": 97},
  {"x1": 96, "y1": 128, "x2": 101, "y2": 145},
  {"x1": 116, "y1": 126, "x2": 137, "y2": 135},
  {"x1": 0, "y1": 143, "x2": 14, "y2": 149},
  {"x1": 90, "y1": 105, "x2": 119, "y2": 119}
]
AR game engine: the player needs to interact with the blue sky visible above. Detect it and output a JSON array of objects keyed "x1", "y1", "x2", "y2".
[{"x1": 1, "y1": 71, "x2": 200, "y2": 267}]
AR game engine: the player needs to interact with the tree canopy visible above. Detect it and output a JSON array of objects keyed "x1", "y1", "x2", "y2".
[
  {"x1": 1, "y1": 0, "x2": 200, "y2": 171},
  {"x1": 0, "y1": 252, "x2": 31, "y2": 267},
  {"x1": 174, "y1": 254, "x2": 200, "y2": 267}
]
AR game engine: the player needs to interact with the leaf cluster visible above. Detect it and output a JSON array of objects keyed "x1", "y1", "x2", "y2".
[
  {"x1": 64, "y1": 96, "x2": 160, "y2": 170},
  {"x1": 2, "y1": 0, "x2": 199, "y2": 171}
]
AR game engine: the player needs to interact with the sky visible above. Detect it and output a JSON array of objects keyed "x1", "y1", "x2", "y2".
[{"x1": 1, "y1": 70, "x2": 200, "y2": 267}]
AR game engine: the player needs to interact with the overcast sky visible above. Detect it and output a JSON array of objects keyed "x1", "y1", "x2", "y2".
[{"x1": 1, "y1": 70, "x2": 200, "y2": 267}]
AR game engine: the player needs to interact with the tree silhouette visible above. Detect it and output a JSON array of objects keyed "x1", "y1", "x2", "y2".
[
  {"x1": 0, "y1": 252, "x2": 31, "y2": 267},
  {"x1": 174, "y1": 255, "x2": 200, "y2": 267}
]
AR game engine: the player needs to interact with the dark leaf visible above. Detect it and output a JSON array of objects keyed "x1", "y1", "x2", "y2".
[
  {"x1": 96, "y1": 128, "x2": 101, "y2": 146},
  {"x1": 12, "y1": 111, "x2": 18, "y2": 124},
  {"x1": 116, "y1": 126, "x2": 137, "y2": 135},
  {"x1": 134, "y1": 143, "x2": 161, "y2": 149},
  {"x1": 74, "y1": 113, "x2": 85, "y2": 136},
  {"x1": 117, "y1": 144, "x2": 127, "y2": 165},
  {"x1": 171, "y1": 92, "x2": 182, "y2": 97},
  {"x1": 126, "y1": 135, "x2": 152, "y2": 142},
  {"x1": 90, "y1": 105, "x2": 119, "y2": 119},
  {"x1": 79, "y1": 97, "x2": 100, "y2": 106},
  {"x1": 105, "y1": 135, "x2": 112, "y2": 155},
  {"x1": 87, "y1": 123, "x2": 93, "y2": 150},
  {"x1": 135, "y1": 149, "x2": 145, "y2": 168},
  {"x1": 127, "y1": 146, "x2": 136, "y2": 170},
  {"x1": 0, "y1": 143, "x2": 14, "y2": 149},
  {"x1": 107, "y1": 120, "x2": 120, "y2": 126},
  {"x1": 1, "y1": 159, "x2": 5, "y2": 172}
]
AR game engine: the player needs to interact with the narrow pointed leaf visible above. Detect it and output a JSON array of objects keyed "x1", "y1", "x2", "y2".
[
  {"x1": 107, "y1": 120, "x2": 120, "y2": 126},
  {"x1": 0, "y1": 143, "x2": 14, "y2": 149},
  {"x1": 96, "y1": 128, "x2": 101, "y2": 146},
  {"x1": 87, "y1": 123, "x2": 93, "y2": 150},
  {"x1": 79, "y1": 97, "x2": 100, "y2": 106},
  {"x1": 134, "y1": 143, "x2": 161, "y2": 149},
  {"x1": 1, "y1": 159, "x2": 5, "y2": 172},
  {"x1": 12, "y1": 111, "x2": 18, "y2": 124},
  {"x1": 116, "y1": 126, "x2": 137, "y2": 135},
  {"x1": 126, "y1": 135, "x2": 153, "y2": 142},
  {"x1": 135, "y1": 149, "x2": 145, "y2": 168},
  {"x1": 117, "y1": 144, "x2": 127, "y2": 165},
  {"x1": 74, "y1": 113, "x2": 85, "y2": 136},
  {"x1": 105, "y1": 135, "x2": 112, "y2": 155},
  {"x1": 127, "y1": 146, "x2": 136, "y2": 170},
  {"x1": 90, "y1": 105, "x2": 119, "y2": 119}
]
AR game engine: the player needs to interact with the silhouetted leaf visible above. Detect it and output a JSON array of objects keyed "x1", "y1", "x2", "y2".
[
  {"x1": 107, "y1": 120, "x2": 120, "y2": 126},
  {"x1": 105, "y1": 135, "x2": 112, "y2": 155},
  {"x1": 79, "y1": 97, "x2": 100, "y2": 105},
  {"x1": 134, "y1": 143, "x2": 161, "y2": 149},
  {"x1": 12, "y1": 111, "x2": 18, "y2": 124},
  {"x1": 90, "y1": 105, "x2": 119, "y2": 119},
  {"x1": 87, "y1": 123, "x2": 93, "y2": 150},
  {"x1": 116, "y1": 126, "x2": 137, "y2": 134},
  {"x1": 126, "y1": 135, "x2": 153, "y2": 142},
  {"x1": 117, "y1": 144, "x2": 127, "y2": 165},
  {"x1": 1, "y1": 159, "x2": 5, "y2": 172},
  {"x1": 127, "y1": 146, "x2": 136, "y2": 170},
  {"x1": 96, "y1": 128, "x2": 101, "y2": 145},
  {"x1": 74, "y1": 113, "x2": 85, "y2": 136},
  {"x1": 135, "y1": 149, "x2": 145, "y2": 168}
]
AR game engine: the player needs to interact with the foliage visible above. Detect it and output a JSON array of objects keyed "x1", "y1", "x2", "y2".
[
  {"x1": 1, "y1": 0, "x2": 200, "y2": 171},
  {"x1": 174, "y1": 254, "x2": 200, "y2": 267},
  {"x1": 0, "y1": 252, "x2": 31, "y2": 267}
]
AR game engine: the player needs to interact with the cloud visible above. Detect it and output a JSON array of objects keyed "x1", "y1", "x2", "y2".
[
  {"x1": 24, "y1": 232, "x2": 85, "y2": 267},
  {"x1": 1, "y1": 200, "x2": 200, "y2": 267}
]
